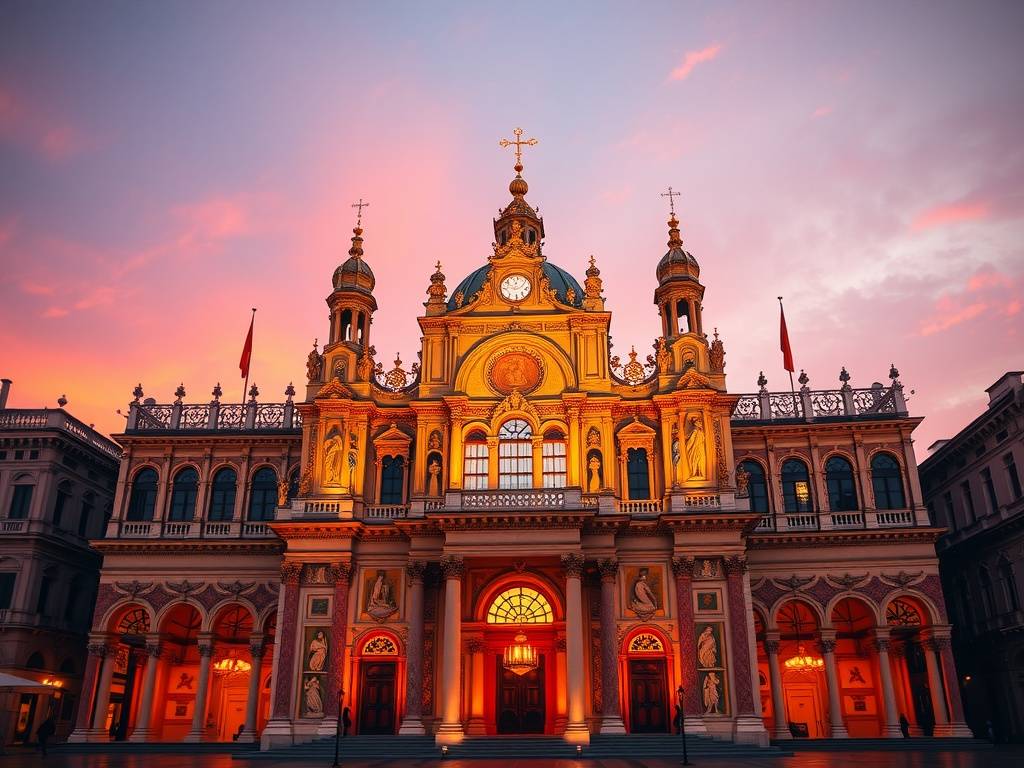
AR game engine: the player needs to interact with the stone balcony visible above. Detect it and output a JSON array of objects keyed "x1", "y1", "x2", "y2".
[
  {"x1": 0, "y1": 408, "x2": 121, "y2": 459},
  {"x1": 107, "y1": 519, "x2": 276, "y2": 539},
  {"x1": 752, "y1": 507, "x2": 919, "y2": 533},
  {"x1": 732, "y1": 370, "x2": 909, "y2": 424}
]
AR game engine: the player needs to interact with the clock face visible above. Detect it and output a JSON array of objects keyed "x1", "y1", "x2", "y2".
[{"x1": 500, "y1": 274, "x2": 531, "y2": 302}]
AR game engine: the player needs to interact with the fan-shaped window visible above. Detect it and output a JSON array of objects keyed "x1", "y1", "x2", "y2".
[
  {"x1": 53, "y1": 481, "x2": 72, "y2": 528},
  {"x1": 498, "y1": 420, "x2": 533, "y2": 489},
  {"x1": 628, "y1": 633, "x2": 665, "y2": 652},
  {"x1": 213, "y1": 605, "x2": 253, "y2": 642},
  {"x1": 740, "y1": 460, "x2": 769, "y2": 513},
  {"x1": 116, "y1": 607, "x2": 151, "y2": 636},
  {"x1": 168, "y1": 468, "x2": 199, "y2": 521},
  {"x1": 885, "y1": 598, "x2": 923, "y2": 627},
  {"x1": 825, "y1": 456, "x2": 858, "y2": 511},
  {"x1": 831, "y1": 597, "x2": 874, "y2": 638},
  {"x1": 363, "y1": 636, "x2": 398, "y2": 655},
  {"x1": 248, "y1": 467, "x2": 277, "y2": 521},
  {"x1": 542, "y1": 430, "x2": 567, "y2": 488},
  {"x1": 781, "y1": 459, "x2": 813, "y2": 513},
  {"x1": 463, "y1": 431, "x2": 489, "y2": 490},
  {"x1": 871, "y1": 453, "x2": 905, "y2": 509},
  {"x1": 627, "y1": 448, "x2": 651, "y2": 500},
  {"x1": 777, "y1": 601, "x2": 820, "y2": 639},
  {"x1": 126, "y1": 468, "x2": 157, "y2": 521},
  {"x1": 208, "y1": 468, "x2": 237, "y2": 521},
  {"x1": 999, "y1": 558, "x2": 1020, "y2": 612},
  {"x1": 25, "y1": 652, "x2": 45, "y2": 670},
  {"x1": 380, "y1": 456, "x2": 405, "y2": 505},
  {"x1": 486, "y1": 586, "x2": 553, "y2": 624}
]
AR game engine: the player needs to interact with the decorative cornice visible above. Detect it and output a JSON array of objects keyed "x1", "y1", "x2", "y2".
[{"x1": 747, "y1": 529, "x2": 941, "y2": 548}]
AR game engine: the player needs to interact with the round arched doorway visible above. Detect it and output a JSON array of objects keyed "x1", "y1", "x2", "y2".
[
  {"x1": 353, "y1": 632, "x2": 403, "y2": 735},
  {"x1": 622, "y1": 629, "x2": 672, "y2": 733}
]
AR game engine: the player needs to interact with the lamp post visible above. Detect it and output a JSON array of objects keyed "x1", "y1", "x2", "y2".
[
  {"x1": 677, "y1": 685, "x2": 691, "y2": 766},
  {"x1": 332, "y1": 688, "x2": 345, "y2": 767}
]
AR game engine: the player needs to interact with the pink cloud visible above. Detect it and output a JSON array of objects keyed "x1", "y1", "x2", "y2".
[
  {"x1": 41, "y1": 306, "x2": 69, "y2": 319},
  {"x1": 918, "y1": 301, "x2": 987, "y2": 336},
  {"x1": 812, "y1": 106, "x2": 832, "y2": 119},
  {"x1": 74, "y1": 286, "x2": 116, "y2": 310},
  {"x1": 0, "y1": 85, "x2": 85, "y2": 162},
  {"x1": 20, "y1": 280, "x2": 54, "y2": 296},
  {"x1": 912, "y1": 200, "x2": 990, "y2": 231},
  {"x1": 967, "y1": 269, "x2": 1012, "y2": 292},
  {"x1": 1006, "y1": 300, "x2": 1021, "y2": 316},
  {"x1": 174, "y1": 197, "x2": 251, "y2": 245},
  {"x1": 669, "y1": 43, "x2": 722, "y2": 81}
]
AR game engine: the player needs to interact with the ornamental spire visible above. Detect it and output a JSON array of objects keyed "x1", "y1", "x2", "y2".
[
  {"x1": 348, "y1": 199, "x2": 368, "y2": 259},
  {"x1": 424, "y1": 261, "x2": 447, "y2": 315}
]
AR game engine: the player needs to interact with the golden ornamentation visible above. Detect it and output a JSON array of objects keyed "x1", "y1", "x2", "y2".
[
  {"x1": 486, "y1": 348, "x2": 544, "y2": 395},
  {"x1": 492, "y1": 219, "x2": 539, "y2": 261},
  {"x1": 492, "y1": 389, "x2": 540, "y2": 424},
  {"x1": 315, "y1": 377, "x2": 351, "y2": 400},
  {"x1": 677, "y1": 368, "x2": 712, "y2": 390},
  {"x1": 498, "y1": 127, "x2": 538, "y2": 168}
]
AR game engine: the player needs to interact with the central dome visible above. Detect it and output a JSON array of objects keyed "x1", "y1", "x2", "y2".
[{"x1": 447, "y1": 262, "x2": 584, "y2": 311}]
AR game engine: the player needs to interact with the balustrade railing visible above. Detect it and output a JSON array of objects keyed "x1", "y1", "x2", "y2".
[
  {"x1": 0, "y1": 409, "x2": 121, "y2": 459},
  {"x1": 364, "y1": 504, "x2": 409, "y2": 520},
  {"x1": 109, "y1": 518, "x2": 276, "y2": 539},
  {"x1": 619, "y1": 499, "x2": 663, "y2": 514},
  {"x1": 127, "y1": 399, "x2": 301, "y2": 433},
  {"x1": 731, "y1": 371, "x2": 908, "y2": 423},
  {"x1": 749, "y1": 508, "x2": 918, "y2": 533},
  {"x1": 876, "y1": 509, "x2": 915, "y2": 527},
  {"x1": 462, "y1": 489, "x2": 567, "y2": 510}
]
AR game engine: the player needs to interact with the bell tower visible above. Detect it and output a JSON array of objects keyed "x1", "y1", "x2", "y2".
[{"x1": 653, "y1": 189, "x2": 705, "y2": 340}]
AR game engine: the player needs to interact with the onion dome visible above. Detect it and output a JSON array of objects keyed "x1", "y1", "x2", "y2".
[
  {"x1": 656, "y1": 214, "x2": 700, "y2": 285},
  {"x1": 333, "y1": 225, "x2": 375, "y2": 294}
]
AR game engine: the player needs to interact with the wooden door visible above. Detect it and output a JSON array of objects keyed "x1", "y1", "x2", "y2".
[
  {"x1": 629, "y1": 659, "x2": 668, "y2": 733},
  {"x1": 496, "y1": 655, "x2": 545, "y2": 733},
  {"x1": 785, "y1": 682, "x2": 824, "y2": 738},
  {"x1": 358, "y1": 662, "x2": 397, "y2": 735}
]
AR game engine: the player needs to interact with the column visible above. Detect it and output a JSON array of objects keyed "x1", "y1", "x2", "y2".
[
  {"x1": 671, "y1": 557, "x2": 704, "y2": 725},
  {"x1": 128, "y1": 639, "x2": 162, "y2": 742},
  {"x1": 724, "y1": 556, "x2": 768, "y2": 744},
  {"x1": 435, "y1": 555, "x2": 464, "y2": 744},
  {"x1": 923, "y1": 635, "x2": 950, "y2": 734},
  {"x1": 238, "y1": 635, "x2": 265, "y2": 743},
  {"x1": 561, "y1": 552, "x2": 590, "y2": 744},
  {"x1": 269, "y1": 562, "x2": 302, "y2": 721},
  {"x1": 466, "y1": 639, "x2": 486, "y2": 734},
  {"x1": 68, "y1": 640, "x2": 107, "y2": 742},
  {"x1": 555, "y1": 636, "x2": 568, "y2": 733},
  {"x1": 186, "y1": 635, "x2": 214, "y2": 742},
  {"x1": 818, "y1": 632, "x2": 848, "y2": 738},
  {"x1": 90, "y1": 644, "x2": 117, "y2": 737},
  {"x1": 764, "y1": 635, "x2": 790, "y2": 740},
  {"x1": 322, "y1": 562, "x2": 352, "y2": 720},
  {"x1": 597, "y1": 559, "x2": 625, "y2": 733},
  {"x1": 399, "y1": 560, "x2": 427, "y2": 734},
  {"x1": 872, "y1": 630, "x2": 901, "y2": 738},
  {"x1": 933, "y1": 633, "x2": 974, "y2": 736}
]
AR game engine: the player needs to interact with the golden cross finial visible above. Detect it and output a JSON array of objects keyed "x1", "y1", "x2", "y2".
[
  {"x1": 661, "y1": 186, "x2": 681, "y2": 216},
  {"x1": 351, "y1": 198, "x2": 369, "y2": 226},
  {"x1": 499, "y1": 127, "x2": 538, "y2": 169}
]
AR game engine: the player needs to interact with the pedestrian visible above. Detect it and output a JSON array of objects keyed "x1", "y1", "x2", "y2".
[
  {"x1": 898, "y1": 713, "x2": 910, "y2": 738},
  {"x1": 342, "y1": 706, "x2": 351, "y2": 737},
  {"x1": 673, "y1": 703, "x2": 683, "y2": 735},
  {"x1": 36, "y1": 715, "x2": 56, "y2": 756}
]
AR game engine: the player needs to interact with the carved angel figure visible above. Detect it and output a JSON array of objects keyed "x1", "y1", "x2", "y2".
[
  {"x1": 307, "y1": 630, "x2": 328, "y2": 672},
  {"x1": 697, "y1": 626, "x2": 718, "y2": 668},
  {"x1": 685, "y1": 414, "x2": 706, "y2": 480},
  {"x1": 735, "y1": 464, "x2": 750, "y2": 498}
]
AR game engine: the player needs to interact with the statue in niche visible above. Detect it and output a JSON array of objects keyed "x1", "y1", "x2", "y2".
[
  {"x1": 735, "y1": 464, "x2": 750, "y2": 498},
  {"x1": 428, "y1": 458, "x2": 442, "y2": 496},
  {"x1": 366, "y1": 570, "x2": 397, "y2": 621},
  {"x1": 277, "y1": 479, "x2": 289, "y2": 508},
  {"x1": 587, "y1": 454, "x2": 602, "y2": 494},
  {"x1": 347, "y1": 452, "x2": 357, "y2": 490},
  {"x1": 307, "y1": 630, "x2": 328, "y2": 672},
  {"x1": 304, "y1": 676, "x2": 324, "y2": 716},
  {"x1": 671, "y1": 424, "x2": 682, "y2": 486},
  {"x1": 630, "y1": 568, "x2": 659, "y2": 618},
  {"x1": 697, "y1": 625, "x2": 718, "y2": 668},
  {"x1": 685, "y1": 414, "x2": 706, "y2": 480},
  {"x1": 306, "y1": 341, "x2": 323, "y2": 383},
  {"x1": 702, "y1": 671, "x2": 721, "y2": 714},
  {"x1": 323, "y1": 434, "x2": 345, "y2": 485}
]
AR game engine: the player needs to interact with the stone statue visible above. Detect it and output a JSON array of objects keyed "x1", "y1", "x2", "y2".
[
  {"x1": 306, "y1": 342, "x2": 323, "y2": 383},
  {"x1": 697, "y1": 625, "x2": 718, "y2": 668},
  {"x1": 304, "y1": 676, "x2": 323, "y2": 715},
  {"x1": 630, "y1": 568, "x2": 659, "y2": 618},
  {"x1": 587, "y1": 454, "x2": 602, "y2": 494},
  {"x1": 428, "y1": 458, "x2": 442, "y2": 496},
  {"x1": 735, "y1": 464, "x2": 750, "y2": 498},
  {"x1": 702, "y1": 671, "x2": 721, "y2": 714},
  {"x1": 366, "y1": 569, "x2": 397, "y2": 621},
  {"x1": 671, "y1": 424, "x2": 681, "y2": 485},
  {"x1": 277, "y1": 479, "x2": 289, "y2": 508},
  {"x1": 347, "y1": 452, "x2": 357, "y2": 491},
  {"x1": 323, "y1": 434, "x2": 344, "y2": 485},
  {"x1": 307, "y1": 630, "x2": 328, "y2": 672},
  {"x1": 685, "y1": 414, "x2": 706, "y2": 480},
  {"x1": 428, "y1": 431, "x2": 442, "y2": 451}
]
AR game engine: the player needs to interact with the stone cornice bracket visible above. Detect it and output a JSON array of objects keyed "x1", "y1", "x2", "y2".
[
  {"x1": 329, "y1": 561, "x2": 353, "y2": 585},
  {"x1": 406, "y1": 560, "x2": 427, "y2": 584},
  {"x1": 671, "y1": 556, "x2": 696, "y2": 579},
  {"x1": 723, "y1": 555, "x2": 748, "y2": 575},
  {"x1": 561, "y1": 552, "x2": 585, "y2": 578},
  {"x1": 597, "y1": 558, "x2": 618, "y2": 582},
  {"x1": 280, "y1": 561, "x2": 303, "y2": 585},
  {"x1": 440, "y1": 555, "x2": 465, "y2": 580}
]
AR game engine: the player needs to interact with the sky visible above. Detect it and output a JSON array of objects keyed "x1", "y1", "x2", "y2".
[{"x1": 0, "y1": 0, "x2": 1021, "y2": 459}]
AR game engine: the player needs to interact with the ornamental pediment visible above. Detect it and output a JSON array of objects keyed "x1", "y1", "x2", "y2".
[
  {"x1": 491, "y1": 390, "x2": 540, "y2": 425},
  {"x1": 315, "y1": 377, "x2": 352, "y2": 400},
  {"x1": 677, "y1": 368, "x2": 713, "y2": 390}
]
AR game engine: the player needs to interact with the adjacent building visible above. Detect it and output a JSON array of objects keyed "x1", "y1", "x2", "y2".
[
  {"x1": 0, "y1": 381, "x2": 121, "y2": 745},
  {"x1": 920, "y1": 371, "x2": 1024, "y2": 741}
]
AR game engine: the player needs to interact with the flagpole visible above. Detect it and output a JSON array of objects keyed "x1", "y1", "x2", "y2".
[
  {"x1": 242, "y1": 307, "x2": 256, "y2": 404},
  {"x1": 778, "y1": 296, "x2": 796, "y2": 396}
]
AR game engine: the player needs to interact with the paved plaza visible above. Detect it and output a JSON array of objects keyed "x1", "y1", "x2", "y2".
[{"x1": 2, "y1": 749, "x2": 1023, "y2": 768}]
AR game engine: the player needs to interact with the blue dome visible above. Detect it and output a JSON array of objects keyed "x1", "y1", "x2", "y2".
[{"x1": 446, "y1": 262, "x2": 584, "y2": 310}]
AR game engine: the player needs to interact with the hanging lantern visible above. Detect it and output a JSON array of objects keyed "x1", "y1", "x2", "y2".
[
  {"x1": 783, "y1": 644, "x2": 824, "y2": 673},
  {"x1": 503, "y1": 630, "x2": 538, "y2": 676}
]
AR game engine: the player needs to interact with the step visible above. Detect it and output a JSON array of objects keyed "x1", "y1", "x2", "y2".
[
  {"x1": 780, "y1": 737, "x2": 992, "y2": 751},
  {"x1": 53, "y1": 742, "x2": 258, "y2": 754}
]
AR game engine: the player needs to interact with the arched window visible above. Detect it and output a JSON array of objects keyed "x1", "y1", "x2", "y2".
[
  {"x1": 380, "y1": 456, "x2": 405, "y2": 505},
  {"x1": 542, "y1": 430, "x2": 567, "y2": 488},
  {"x1": 825, "y1": 456, "x2": 858, "y2": 511},
  {"x1": 126, "y1": 468, "x2": 157, "y2": 521},
  {"x1": 498, "y1": 419, "x2": 532, "y2": 489},
  {"x1": 463, "y1": 431, "x2": 488, "y2": 490},
  {"x1": 675, "y1": 299, "x2": 691, "y2": 334},
  {"x1": 487, "y1": 586, "x2": 553, "y2": 624},
  {"x1": 53, "y1": 480, "x2": 72, "y2": 528},
  {"x1": 208, "y1": 468, "x2": 237, "y2": 521},
  {"x1": 287, "y1": 467, "x2": 299, "y2": 502},
  {"x1": 8, "y1": 478, "x2": 33, "y2": 520},
  {"x1": 168, "y1": 468, "x2": 199, "y2": 521},
  {"x1": 627, "y1": 448, "x2": 650, "y2": 500},
  {"x1": 78, "y1": 491, "x2": 95, "y2": 537},
  {"x1": 999, "y1": 558, "x2": 1019, "y2": 612},
  {"x1": 871, "y1": 453, "x2": 905, "y2": 509},
  {"x1": 25, "y1": 652, "x2": 45, "y2": 670},
  {"x1": 248, "y1": 467, "x2": 278, "y2": 521},
  {"x1": 740, "y1": 460, "x2": 769, "y2": 513},
  {"x1": 781, "y1": 459, "x2": 813, "y2": 513},
  {"x1": 979, "y1": 566, "x2": 995, "y2": 617},
  {"x1": 340, "y1": 308, "x2": 353, "y2": 342}
]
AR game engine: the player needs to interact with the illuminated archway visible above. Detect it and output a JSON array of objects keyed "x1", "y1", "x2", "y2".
[{"x1": 486, "y1": 587, "x2": 554, "y2": 625}]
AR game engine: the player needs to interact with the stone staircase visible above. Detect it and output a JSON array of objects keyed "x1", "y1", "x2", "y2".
[
  {"x1": 780, "y1": 737, "x2": 991, "y2": 751},
  {"x1": 53, "y1": 741, "x2": 258, "y2": 754}
]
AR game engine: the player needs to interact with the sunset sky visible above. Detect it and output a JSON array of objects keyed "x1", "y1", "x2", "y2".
[{"x1": 1, "y1": 1, "x2": 1021, "y2": 458}]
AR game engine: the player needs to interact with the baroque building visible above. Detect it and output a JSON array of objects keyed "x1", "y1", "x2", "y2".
[
  {"x1": 65, "y1": 148, "x2": 972, "y2": 750},
  {"x1": 919, "y1": 371, "x2": 1024, "y2": 741},
  {"x1": 0, "y1": 381, "x2": 121, "y2": 746}
]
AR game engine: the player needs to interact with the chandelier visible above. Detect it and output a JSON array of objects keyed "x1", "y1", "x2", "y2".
[
  {"x1": 783, "y1": 644, "x2": 824, "y2": 673},
  {"x1": 503, "y1": 630, "x2": 538, "y2": 676},
  {"x1": 213, "y1": 656, "x2": 252, "y2": 675}
]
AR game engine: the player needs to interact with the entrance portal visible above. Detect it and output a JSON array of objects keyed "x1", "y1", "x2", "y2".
[
  {"x1": 628, "y1": 659, "x2": 668, "y2": 733},
  {"x1": 358, "y1": 662, "x2": 397, "y2": 734},
  {"x1": 496, "y1": 654, "x2": 545, "y2": 733}
]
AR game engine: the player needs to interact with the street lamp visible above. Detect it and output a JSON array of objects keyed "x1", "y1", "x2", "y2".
[
  {"x1": 677, "y1": 685, "x2": 691, "y2": 766},
  {"x1": 332, "y1": 688, "x2": 345, "y2": 767}
]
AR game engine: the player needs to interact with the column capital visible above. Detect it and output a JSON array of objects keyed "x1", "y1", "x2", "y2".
[
  {"x1": 145, "y1": 641, "x2": 163, "y2": 659},
  {"x1": 597, "y1": 558, "x2": 618, "y2": 582},
  {"x1": 249, "y1": 636, "x2": 266, "y2": 657},
  {"x1": 925, "y1": 635, "x2": 951, "y2": 652},
  {"x1": 406, "y1": 559, "x2": 427, "y2": 584},
  {"x1": 817, "y1": 638, "x2": 837, "y2": 655},
  {"x1": 280, "y1": 561, "x2": 303, "y2": 585},
  {"x1": 466, "y1": 638, "x2": 486, "y2": 655},
  {"x1": 440, "y1": 554, "x2": 464, "y2": 580},
  {"x1": 87, "y1": 640, "x2": 111, "y2": 658},
  {"x1": 764, "y1": 639, "x2": 781, "y2": 655},
  {"x1": 561, "y1": 552, "x2": 585, "y2": 578},
  {"x1": 671, "y1": 556, "x2": 695, "y2": 579},
  {"x1": 197, "y1": 633, "x2": 215, "y2": 657},
  {"x1": 723, "y1": 554, "x2": 748, "y2": 575},
  {"x1": 328, "y1": 561, "x2": 353, "y2": 584}
]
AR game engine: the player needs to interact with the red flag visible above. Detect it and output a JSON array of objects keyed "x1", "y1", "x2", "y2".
[
  {"x1": 779, "y1": 298, "x2": 795, "y2": 373},
  {"x1": 239, "y1": 312, "x2": 254, "y2": 379}
]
